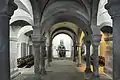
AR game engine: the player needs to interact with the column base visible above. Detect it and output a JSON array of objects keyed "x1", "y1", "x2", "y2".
[
  {"x1": 89, "y1": 73, "x2": 100, "y2": 80},
  {"x1": 11, "y1": 68, "x2": 21, "y2": 79},
  {"x1": 77, "y1": 63, "x2": 82, "y2": 67},
  {"x1": 34, "y1": 68, "x2": 41, "y2": 74},
  {"x1": 40, "y1": 68, "x2": 46, "y2": 75},
  {"x1": 47, "y1": 62, "x2": 52, "y2": 67},
  {"x1": 73, "y1": 58, "x2": 76, "y2": 62},
  {"x1": 85, "y1": 67, "x2": 92, "y2": 73}
]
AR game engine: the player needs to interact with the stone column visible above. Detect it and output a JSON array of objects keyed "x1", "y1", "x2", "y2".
[
  {"x1": 0, "y1": 0, "x2": 17, "y2": 80},
  {"x1": 73, "y1": 42, "x2": 77, "y2": 62},
  {"x1": 32, "y1": 34, "x2": 41, "y2": 74},
  {"x1": 47, "y1": 44, "x2": 52, "y2": 66},
  {"x1": 76, "y1": 45, "x2": 82, "y2": 67},
  {"x1": 29, "y1": 45, "x2": 33, "y2": 55},
  {"x1": 40, "y1": 36, "x2": 46, "y2": 75},
  {"x1": 106, "y1": 1, "x2": 120, "y2": 79},
  {"x1": 21, "y1": 43, "x2": 26, "y2": 57},
  {"x1": 91, "y1": 35, "x2": 101, "y2": 79},
  {"x1": 85, "y1": 40, "x2": 92, "y2": 73},
  {"x1": 0, "y1": 15, "x2": 10, "y2": 80}
]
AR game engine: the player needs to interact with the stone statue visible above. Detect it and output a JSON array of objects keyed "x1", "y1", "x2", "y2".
[{"x1": 57, "y1": 40, "x2": 66, "y2": 57}]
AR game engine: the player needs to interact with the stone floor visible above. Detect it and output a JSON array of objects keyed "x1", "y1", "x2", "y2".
[
  {"x1": 12, "y1": 60, "x2": 112, "y2": 80},
  {"x1": 79, "y1": 64, "x2": 112, "y2": 80},
  {"x1": 44, "y1": 60, "x2": 84, "y2": 80}
]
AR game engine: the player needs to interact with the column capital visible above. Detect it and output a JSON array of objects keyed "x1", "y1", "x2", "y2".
[
  {"x1": 31, "y1": 34, "x2": 46, "y2": 43},
  {"x1": 92, "y1": 34, "x2": 102, "y2": 46},
  {"x1": 85, "y1": 41, "x2": 91, "y2": 47},
  {"x1": 84, "y1": 35, "x2": 92, "y2": 43},
  {"x1": 105, "y1": 0, "x2": 120, "y2": 18}
]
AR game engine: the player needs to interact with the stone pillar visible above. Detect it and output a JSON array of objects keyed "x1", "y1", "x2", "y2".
[
  {"x1": 106, "y1": 1, "x2": 120, "y2": 79},
  {"x1": 32, "y1": 34, "x2": 41, "y2": 74},
  {"x1": 76, "y1": 45, "x2": 81, "y2": 67},
  {"x1": 0, "y1": 0, "x2": 17, "y2": 80},
  {"x1": 40, "y1": 36, "x2": 46, "y2": 75},
  {"x1": 91, "y1": 35, "x2": 101, "y2": 79},
  {"x1": 85, "y1": 40, "x2": 92, "y2": 73},
  {"x1": 21, "y1": 43, "x2": 26, "y2": 57},
  {"x1": 26, "y1": 44, "x2": 29, "y2": 56},
  {"x1": 73, "y1": 42, "x2": 77, "y2": 62},
  {"x1": 47, "y1": 44, "x2": 52, "y2": 66},
  {"x1": 0, "y1": 15, "x2": 10, "y2": 80},
  {"x1": 29, "y1": 45, "x2": 33, "y2": 55}
]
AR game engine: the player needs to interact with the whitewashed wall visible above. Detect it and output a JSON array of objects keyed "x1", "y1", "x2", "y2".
[{"x1": 97, "y1": 0, "x2": 112, "y2": 27}]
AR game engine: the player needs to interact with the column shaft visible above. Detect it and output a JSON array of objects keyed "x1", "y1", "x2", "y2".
[
  {"x1": 40, "y1": 37, "x2": 46, "y2": 75},
  {"x1": 73, "y1": 44, "x2": 77, "y2": 62},
  {"x1": 85, "y1": 41, "x2": 92, "y2": 73},
  {"x1": 92, "y1": 44, "x2": 99, "y2": 76},
  {"x1": 0, "y1": 14, "x2": 10, "y2": 80},
  {"x1": 33, "y1": 43, "x2": 40, "y2": 73},
  {"x1": 48, "y1": 45, "x2": 52, "y2": 63},
  {"x1": 113, "y1": 17, "x2": 120, "y2": 80},
  {"x1": 32, "y1": 33, "x2": 42, "y2": 74},
  {"x1": 91, "y1": 35, "x2": 101, "y2": 79}
]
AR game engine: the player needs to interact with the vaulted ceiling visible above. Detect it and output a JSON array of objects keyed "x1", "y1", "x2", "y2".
[{"x1": 11, "y1": 0, "x2": 112, "y2": 41}]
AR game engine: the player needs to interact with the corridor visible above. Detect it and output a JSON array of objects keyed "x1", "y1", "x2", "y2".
[
  {"x1": 1, "y1": 0, "x2": 120, "y2": 80},
  {"x1": 13, "y1": 60, "x2": 84, "y2": 80},
  {"x1": 44, "y1": 60, "x2": 84, "y2": 80},
  {"x1": 12, "y1": 59, "x2": 112, "y2": 80}
]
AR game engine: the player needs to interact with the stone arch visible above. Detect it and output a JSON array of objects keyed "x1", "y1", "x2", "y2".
[
  {"x1": 52, "y1": 33, "x2": 73, "y2": 58},
  {"x1": 40, "y1": 1, "x2": 92, "y2": 37},
  {"x1": 41, "y1": 12, "x2": 92, "y2": 36},
  {"x1": 51, "y1": 31, "x2": 75, "y2": 42},
  {"x1": 42, "y1": 1, "x2": 89, "y2": 23},
  {"x1": 17, "y1": 25, "x2": 33, "y2": 40},
  {"x1": 51, "y1": 27, "x2": 77, "y2": 37}
]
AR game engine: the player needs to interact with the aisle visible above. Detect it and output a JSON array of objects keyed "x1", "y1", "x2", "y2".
[
  {"x1": 12, "y1": 60, "x2": 84, "y2": 80},
  {"x1": 44, "y1": 60, "x2": 84, "y2": 80}
]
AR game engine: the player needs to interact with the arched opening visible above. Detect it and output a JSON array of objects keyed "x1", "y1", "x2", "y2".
[{"x1": 52, "y1": 33, "x2": 73, "y2": 59}]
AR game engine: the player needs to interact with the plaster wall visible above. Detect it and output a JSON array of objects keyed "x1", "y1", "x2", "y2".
[{"x1": 97, "y1": 0, "x2": 112, "y2": 26}]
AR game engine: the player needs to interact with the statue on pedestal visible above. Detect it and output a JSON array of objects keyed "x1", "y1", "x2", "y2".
[{"x1": 56, "y1": 40, "x2": 68, "y2": 58}]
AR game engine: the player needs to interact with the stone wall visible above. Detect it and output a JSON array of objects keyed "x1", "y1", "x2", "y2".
[{"x1": 10, "y1": 39, "x2": 18, "y2": 74}]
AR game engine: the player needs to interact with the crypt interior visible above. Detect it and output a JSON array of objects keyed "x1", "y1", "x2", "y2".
[{"x1": 0, "y1": 0, "x2": 120, "y2": 80}]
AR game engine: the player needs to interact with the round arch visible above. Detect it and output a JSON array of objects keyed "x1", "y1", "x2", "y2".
[
  {"x1": 52, "y1": 33, "x2": 73, "y2": 58},
  {"x1": 41, "y1": 1, "x2": 92, "y2": 36},
  {"x1": 41, "y1": 12, "x2": 92, "y2": 36},
  {"x1": 51, "y1": 27, "x2": 77, "y2": 37},
  {"x1": 51, "y1": 31, "x2": 75, "y2": 42},
  {"x1": 17, "y1": 25, "x2": 33, "y2": 39}
]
